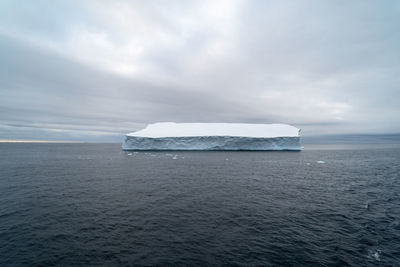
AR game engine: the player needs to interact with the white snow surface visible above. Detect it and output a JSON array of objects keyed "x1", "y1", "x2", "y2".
[{"x1": 127, "y1": 122, "x2": 300, "y2": 138}]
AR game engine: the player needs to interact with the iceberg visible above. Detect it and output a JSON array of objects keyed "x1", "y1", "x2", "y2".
[{"x1": 122, "y1": 122, "x2": 302, "y2": 151}]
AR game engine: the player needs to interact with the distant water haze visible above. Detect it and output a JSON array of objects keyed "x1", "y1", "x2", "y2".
[{"x1": 2, "y1": 133, "x2": 400, "y2": 145}]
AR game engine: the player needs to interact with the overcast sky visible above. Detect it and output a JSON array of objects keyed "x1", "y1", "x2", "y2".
[{"x1": 1, "y1": 0, "x2": 399, "y2": 141}]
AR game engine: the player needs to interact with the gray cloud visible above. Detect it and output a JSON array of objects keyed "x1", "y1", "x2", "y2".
[{"x1": 0, "y1": 0, "x2": 399, "y2": 141}]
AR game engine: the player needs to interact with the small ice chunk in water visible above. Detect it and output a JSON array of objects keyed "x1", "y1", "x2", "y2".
[
  {"x1": 127, "y1": 153, "x2": 132, "y2": 156},
  {"x1": 368, "y1": 249, "x2": 381, "y2": 261},
  {"x1": 306, "y1": 163, "x2": 311, "y2": 165},
  {"x1": 172, "y1": 155, "x2": 178, "y2": 159},
  {"x1": 317, "y1": 161, "x2": 325, "y2": 164}
]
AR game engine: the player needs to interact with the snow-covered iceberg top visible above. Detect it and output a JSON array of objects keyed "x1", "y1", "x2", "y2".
[{"x1": 127, "y1": 122, "x2": 300, "y2": 138}]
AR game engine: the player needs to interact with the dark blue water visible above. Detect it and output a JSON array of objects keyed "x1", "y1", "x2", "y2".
[{"x1": 0, "y1": 143, "x2": 399, "y2": 266}]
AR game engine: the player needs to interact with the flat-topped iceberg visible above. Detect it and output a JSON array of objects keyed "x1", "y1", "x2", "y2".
[{"x1": 122, "y1": 122, "x2": 302, "y2": 151}]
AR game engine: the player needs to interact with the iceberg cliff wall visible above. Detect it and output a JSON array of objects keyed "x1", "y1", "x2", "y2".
[
  {"x1": 122, "y1": 136, "x2": 302, "y2": 151},
  {"x1": 122, "y1": 122, "x2": 302, "y2": 151}
]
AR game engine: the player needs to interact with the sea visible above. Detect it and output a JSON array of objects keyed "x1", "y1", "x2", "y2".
[{"x1": 0, "y1": 143, "x2": 399, "y2": 266}]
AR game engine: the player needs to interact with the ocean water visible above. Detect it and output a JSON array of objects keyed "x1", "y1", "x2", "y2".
[{"x1": 0, "y1": 143, "x2": 399, "y2": 266}]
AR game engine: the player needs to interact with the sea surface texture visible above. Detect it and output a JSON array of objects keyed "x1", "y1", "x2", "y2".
[{"x1": 0, "y1": 144, "x2": 399, "y2": 266}]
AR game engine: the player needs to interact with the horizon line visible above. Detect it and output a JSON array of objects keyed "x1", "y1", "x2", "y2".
[{"x1": 0, "y1": 140, "x2": 85, "y2": 143}]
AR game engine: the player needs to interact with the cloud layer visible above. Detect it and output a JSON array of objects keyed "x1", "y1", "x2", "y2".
[{"x1": 1, "y1": 0, "x2": 399, "y2": 140}]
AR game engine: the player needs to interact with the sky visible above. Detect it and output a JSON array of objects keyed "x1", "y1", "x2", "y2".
[{"x1": 1, "y1": 0, "x2": 399, "y2": 141}]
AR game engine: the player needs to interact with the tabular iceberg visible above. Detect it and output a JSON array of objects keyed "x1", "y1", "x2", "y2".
[{"x1": 122, "y1": 122, "x2": 302, "y2": 151}]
